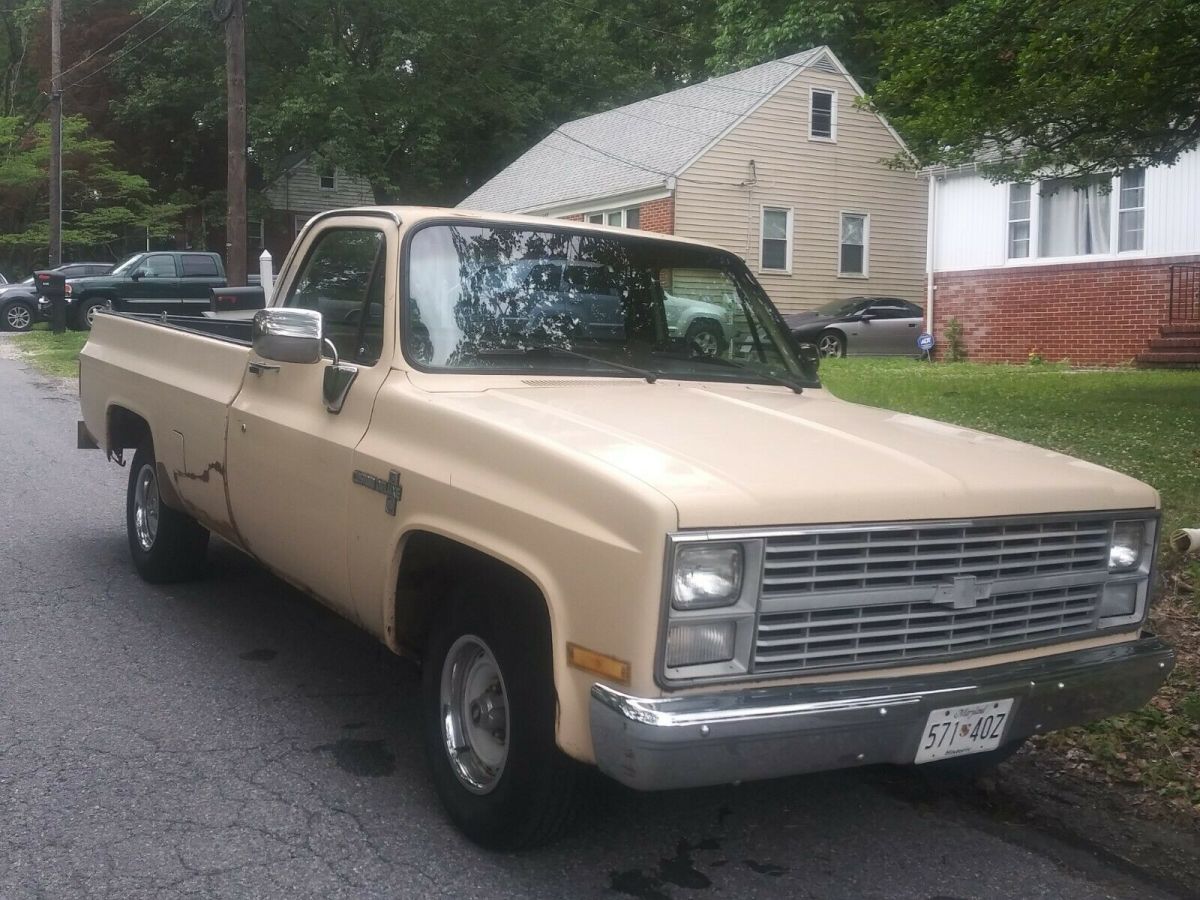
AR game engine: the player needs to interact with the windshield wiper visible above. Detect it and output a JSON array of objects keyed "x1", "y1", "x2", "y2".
[
  {"x1": 472, "y1": 346, "x2": 658, "y2": 383},
  {"x1": 651, "y1": 351, "x2": 805, "y2": 394}
]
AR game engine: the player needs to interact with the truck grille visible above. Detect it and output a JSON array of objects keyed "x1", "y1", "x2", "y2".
[
  {"x1": 754, "y1": 583, "x2": 1102, "y2": 673},
  {"x1": 751, "y1": 516, "x2": 1113, "y2": 675},
  {"x1": 762, "y1": 518, "x2": 1110, "y2": 596}
]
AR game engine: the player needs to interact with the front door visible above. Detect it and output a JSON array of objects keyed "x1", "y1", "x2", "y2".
[
  {"x1": 124, "y1": 253, "x2": 181, "y2": 315},
  {"x1": 865, "y1": 299, "x2": 923, "y2": 355},
  {"x1": 225, "y1": 222, "x2": 393, "y2": 619}
]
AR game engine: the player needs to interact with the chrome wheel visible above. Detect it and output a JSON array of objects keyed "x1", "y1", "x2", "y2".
[
  {"x1": 440, "y1": 634, "x2": 510, "y2": 794},
  {"x1": 5, "y1": 303, "x2": 31, "y2": 331},
  {"x1": 818, "y1": 333, "x2": 845, "y2": 358},
  {"x1": 132, "y1": 463, "x2": 160, "y2": 552},
  {"x1": 85, "y1": 301, "x2": 107, "y2": 327},
  {"x1": 690, "y1": 328, "x2": 720, "y2": 357}
]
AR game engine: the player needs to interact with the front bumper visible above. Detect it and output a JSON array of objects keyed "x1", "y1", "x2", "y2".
[{"x1": 590, "y1": 636, "x2": 1174, "y2": 790}]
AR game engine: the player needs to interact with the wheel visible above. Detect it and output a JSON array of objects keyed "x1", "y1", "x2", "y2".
[
  {"x1": 422, "y1": 575, "x2": 580, "y2": 850},
  {"x1": 916, "y1": 739, "x2": 1027, "y2": 784},
  {"x1": 126, "y1": 445, "x2": 209, "y2": 583},
  {"x1": 817, "y1": 330, "x2": 846, "y2": 358},
  {"x1": 77, "y1": 297, "x2": 110, "y2": 331},
  {"x1": 1, "y1": 299, "x2": 34, "y2": 332},
  {"x1": 685, "y1": 320, "x2": 726, "y2": 358}
]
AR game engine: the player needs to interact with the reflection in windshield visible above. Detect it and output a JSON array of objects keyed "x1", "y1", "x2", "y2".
[
  {"x1": 111, "y1": 254, "x2": 142, "y2": 275},
  {"x1": 405, "y1": 223, "x2": 818, "y2": 388}
]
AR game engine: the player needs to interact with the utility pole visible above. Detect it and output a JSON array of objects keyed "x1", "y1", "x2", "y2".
[
  {"x1": 222, "y1": 0, "x2": 247, "y2": 285},
  {"x1": 48, "y1": 0, "x2": 63, "y2": 268}
]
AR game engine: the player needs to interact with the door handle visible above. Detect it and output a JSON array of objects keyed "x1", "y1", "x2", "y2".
[{"x1": 248, "y1": 360, "x2": 281, "y2": 375}]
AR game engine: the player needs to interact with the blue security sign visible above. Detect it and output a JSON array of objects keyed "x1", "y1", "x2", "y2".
[{"x1": 916, "y1": 332, "x2": 935, "y2": 352}]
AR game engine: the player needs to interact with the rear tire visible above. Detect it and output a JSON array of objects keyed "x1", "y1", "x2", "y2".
[
  {"x1": 76, "y1": 297, "x2": 109, "y2": 331},
  {"x1": 817, "y1": 330, "x2": 846, "y2": 358},
  {"x1": 2, "y1": 299, "x2": 34, "y2": 332},
  {"x1": 126, "y1": 445, "x2": 209, "y2": 583},
  {"x1": 422, "y1": 573, "x2": 580, "y2": 850},
  {"x1": 684, "y1": 320, "x2": 726, "y2": 358}
]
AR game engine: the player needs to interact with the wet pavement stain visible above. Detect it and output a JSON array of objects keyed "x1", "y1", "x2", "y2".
[
  {"x1": 743, "y1": 859, "x2": 787, "y2": 877},
  {"x1": 609, "y1": 869, "x2": 671, "y2": 900},
  {"x1": 610, "y1": 838, "x2": 720, "y2": 898},
  {"x1": 239, "y1": 648, "x2": 277, "y2": 662},
  {"x1": 314, "y1": 738, "x2": 396, "y2": 777}
]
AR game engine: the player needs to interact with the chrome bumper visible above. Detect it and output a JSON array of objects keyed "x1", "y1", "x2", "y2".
[{"x1": 590, "y1": 637, "x2": 1174, "y2": 791}]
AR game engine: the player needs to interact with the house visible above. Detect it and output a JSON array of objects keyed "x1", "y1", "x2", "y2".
[
  {"x1": 459, "y1": 47, "x2": 927, "y2": 316},
  {"x1": 255, "y1": 152, "x2": 374, "y2": 263},
  {"x1": 927, "y1": 149, "x2": 1200, "y2": 366}
]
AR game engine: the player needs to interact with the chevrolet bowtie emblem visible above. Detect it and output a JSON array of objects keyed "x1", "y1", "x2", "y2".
[
  {"x1": 931, "y1": 574, "x2": 992, "y2": 609},
  {"x1": 352, "y1": 469, "x2": 402, "y2": 515}
]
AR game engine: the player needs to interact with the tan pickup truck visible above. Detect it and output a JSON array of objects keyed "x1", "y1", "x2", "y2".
[{"x1": 79, "y1": 207, "x2": 1174, "y2": 849}]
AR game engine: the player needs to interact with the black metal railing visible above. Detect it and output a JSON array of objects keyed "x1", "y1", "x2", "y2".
[{"x1": 1169, "y1": 264, "x2": 1200, "y2": 323}]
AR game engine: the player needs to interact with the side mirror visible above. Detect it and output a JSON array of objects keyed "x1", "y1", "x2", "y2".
[
  {"x1": 858, "y1": 313, "x2": 875, "y2": 323},
  {"x1": 130, "y1": 269, "x2": 145, "y2": 281},
  {"x1": 251, "y1": 307, "x2": 323, "y2": 363}
]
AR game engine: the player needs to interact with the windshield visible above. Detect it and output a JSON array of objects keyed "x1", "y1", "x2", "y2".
[
  {"x1": 404, "y1": 222, "x2": 818, "y2": 387},
  {"x1": 816, "y1": 297, "x2": 867, "y2": 317},
  {"x1": 110, "y1": 254, "x2": 143, "y2": 275}
]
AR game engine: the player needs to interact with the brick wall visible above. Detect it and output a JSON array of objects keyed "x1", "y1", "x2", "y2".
[
  {"x1": 637, "y1": 195, "x2": 674, "y2": 235},
  {"x1": 931, "y1": 254, "x2": 1200, "y2": 365}
]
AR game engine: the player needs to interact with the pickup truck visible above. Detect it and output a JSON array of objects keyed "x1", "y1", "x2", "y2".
[
  {"x1": 78, "y1": 207, "x2": 1174, "y2": 850},
  {"x1": 56, "y1": 251, "x2": 255, "y2": 330}
]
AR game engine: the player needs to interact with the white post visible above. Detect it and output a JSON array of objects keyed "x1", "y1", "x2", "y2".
[{"x1": 258, "y1": 249, "x2": 274, "y2": 301}]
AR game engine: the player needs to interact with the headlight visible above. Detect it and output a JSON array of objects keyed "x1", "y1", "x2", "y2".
[
  {"x1": 1109, "y1": 520, "x2": 1145, "y2": 572},
  {"x1": 673, "y1": 543, "x2": 743, "y2": 610}
]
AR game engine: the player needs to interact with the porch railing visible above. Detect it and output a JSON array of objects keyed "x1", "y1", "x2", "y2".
[{"x1": 1169, "y1": 264, "x2": 1200, "y2": 324}]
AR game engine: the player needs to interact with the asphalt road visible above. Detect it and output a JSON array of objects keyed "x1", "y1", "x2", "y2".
[{"x1": 0, "y1": 342, "x2": 1181, "y2": 900}]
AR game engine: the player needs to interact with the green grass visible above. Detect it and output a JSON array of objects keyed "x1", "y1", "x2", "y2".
[
  {"x1": 10, "y1": 327, "x2": 88, "y2": 378},
  {"x1": 821, "y1": 358, "x2": 1200, "y2": 810}
]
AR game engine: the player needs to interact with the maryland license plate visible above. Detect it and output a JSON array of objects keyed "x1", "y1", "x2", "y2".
[{"x1": 914, "y1": 699, "x2": 1014, "y2": 764}]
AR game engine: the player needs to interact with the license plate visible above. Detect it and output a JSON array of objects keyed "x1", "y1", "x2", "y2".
[{"x1": 914, "y1": 699, "x2": 1014, "y2": 764}]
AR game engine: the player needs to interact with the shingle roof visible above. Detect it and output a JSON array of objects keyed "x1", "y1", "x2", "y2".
[{"x1": 459, "y1": 47, "x2": 828, "y2": 213}]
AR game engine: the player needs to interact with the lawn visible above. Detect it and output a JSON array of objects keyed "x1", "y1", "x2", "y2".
[
  {"x1": 9, "y1": 327, "x2": 89, "y2": 378},
  {"x1": 821, "y1": 358, "x2": 1200, "y2": 811}
]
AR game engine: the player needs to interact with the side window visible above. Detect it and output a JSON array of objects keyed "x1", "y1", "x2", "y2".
[
  {"x1": 142, "y1": 255, "x2": 178, "y2": 278},
  {"x1": 285, "y1": 228, "x2": 386, "y2": 365},
  {"x1": 181, "y1": 255, "x2": 220, "y2": 277},
  {"x1": 866, "y1": 300, "x2": 908, "y2": 319}
]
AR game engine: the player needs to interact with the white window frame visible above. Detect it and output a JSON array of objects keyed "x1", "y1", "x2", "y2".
[
  {"x1": 1002, "y1": 171, "x2": 1148, "y2": 266},
  {"x1": 1117, "y1": 169, "x2": 1146, "y2": 253},
  {"x1": 318, "y1": 167, "x2": 337, "y2": 191},
  {"x1": 248, "y1": 218, "x2": 265, "y2": 251},
  {"x1": 838, "y1": 211, "x2": 869, "y2": 277},
  {"x1": 581, "y1": 206, "x2": 641, "y2": 228},
  {"x1": 1007, "y1": 183, "x2": 1032, "y2": 259},
  {"x1": 758, "y1": 205, "x2": 793, "y2": 274},
  {"x1": 808, "y1": 87, "x2": 838, "y2": 142}
]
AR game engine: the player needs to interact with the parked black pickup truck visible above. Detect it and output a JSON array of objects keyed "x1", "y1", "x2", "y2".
[{"x1": 44, "y1": 251, "x2": 258, "y2": 330}]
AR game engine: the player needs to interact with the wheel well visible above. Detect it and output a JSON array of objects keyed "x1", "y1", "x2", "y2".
[
  {"x1": 393, "y1": 531, "x2": 547, "y2": 658},
  {"x1": 686, "y1": 317, "x2": 724, "y2": 337},
  {"x1": 107, "y1": 406, "x2": 151, "y2": 451}
]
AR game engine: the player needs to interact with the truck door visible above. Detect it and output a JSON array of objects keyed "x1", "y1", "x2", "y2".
[
  {"x1": 125, "y1": 253, "x2": 182, "y2": 315},
  {"x1": 178, "y1": 254, "x2": 225, "y2": 316},
  {"x1": 224, "y1": 221, "x2": 394, "y2": 619}
]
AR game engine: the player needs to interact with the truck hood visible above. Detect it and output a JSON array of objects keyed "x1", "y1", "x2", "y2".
[{"x1": 434, "y1": 380, "x2": 1156, "y2": 529}]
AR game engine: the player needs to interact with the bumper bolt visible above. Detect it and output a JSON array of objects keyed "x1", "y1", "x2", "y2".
[
  {"x1": 699, "y1": 725, "x2": 710, "y2": 737},
  {"x1": 879, "y1": 707, "x2": 888, "y2": 717}
]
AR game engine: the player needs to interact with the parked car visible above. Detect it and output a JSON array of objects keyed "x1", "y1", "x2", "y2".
[
  {"x1": 79, "y1": 207, "x2": 1172, "y2": 850},
  {"x1": 664, "y1": 291, "x2": 736, "y2": 356},
  {"x1": 52, "y1": 251, "x2": 257, "y2": 330},
  {"x1": 785, "y1": 296, "x2": 924, "y2": 357},
  {"x1": 1, "y1": 262, "x2": 114, "y2": 332}
]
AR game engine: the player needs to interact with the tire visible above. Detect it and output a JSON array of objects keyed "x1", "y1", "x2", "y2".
[
  {"x1": 76, "y1": 297, "x2": 110, "y2": 331},
  {"x1": 684, "y1": 319, "x2": 726, "y2": 358},
  {"x1": 126, "y1": 445, "x2": 210, "y2": 583},
  {"x1": 1, "y1": 299, "x2": 34, "y2": 332},
  {"x1": 817, "y1": 330, "x2": 846, "y2": 358},
  {"x1": 916, "y1": 739, "x2": 1027, "y2": 785},
  {"x1": 422, "y1": 574, "x2": 580, "y2": 850}
]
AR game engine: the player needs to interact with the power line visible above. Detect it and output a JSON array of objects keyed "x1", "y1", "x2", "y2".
[
  {"x1": 66, "y1": 0, "x2": 203, "y2": 89},
  {"x1": 58, "y1": 0, "x2": 188, "y2": 81}
]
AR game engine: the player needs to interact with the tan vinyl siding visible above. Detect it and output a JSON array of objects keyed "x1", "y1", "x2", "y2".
[
  {"x1": 674, "y1": 68, "x2": 927, "y2": 314},
  {"x1": 262, "y1": 159, "x2": 375, "y2": 214}
]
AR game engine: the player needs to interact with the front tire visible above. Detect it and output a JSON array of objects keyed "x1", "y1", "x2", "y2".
[
  {"x1": 2, "y1": 299, "x2": 34, "y2": 332},
  {"x1": 422, "y1": 576, "x2": 580, "y2": 850},
  {"x1": 685, "y1": 320, "x2": 726, "y2": 358},
  {"x1": 126, "y1": 445, "x2": 209, "y2": 583}
]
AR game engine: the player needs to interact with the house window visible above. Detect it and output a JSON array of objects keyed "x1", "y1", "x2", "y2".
[
  {"x1": 839, "y1": 212, "x2": 867, "y2": 276},
  {"x1": 809, "y1": 89, "x2": 836, "y2": 141},
  {"x1": 1039, "y1": 175, "x2": 1110, "y2": 257},
  {"x1": 1008, "y1": 184, "x2": 1031, "y2": 259},
  {"x1": 583, "y1": 207, "x2": 641, "y2": 228},
  {"x1": 248, "y1": 219, "x2": 264, "y2": 252},
  {"x1": 319, "y1": 165, "x2": 336, "y2": 191},
  {"x1": 1118, "y1": 169, "x2": 1145, "y2": 252},
  {"x1": 760, "y1": 207, "x2": 792, "y2": 272},
  {"x1": 294, "y1": 214, "x2": 310, "y2": 237}
]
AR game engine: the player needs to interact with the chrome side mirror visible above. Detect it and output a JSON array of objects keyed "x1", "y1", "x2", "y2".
[{"x1": 251, "y1": 308, "x2": 323, "y2": 363}]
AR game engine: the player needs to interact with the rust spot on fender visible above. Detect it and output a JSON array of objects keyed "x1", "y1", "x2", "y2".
[{"x1": 172, "y1": 460, "x2": 226, "y2": 483}]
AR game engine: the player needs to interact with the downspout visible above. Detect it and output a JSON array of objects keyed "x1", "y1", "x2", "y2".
[{"x1": 926, "y1": 174, "x2": 937, "y2": 336}]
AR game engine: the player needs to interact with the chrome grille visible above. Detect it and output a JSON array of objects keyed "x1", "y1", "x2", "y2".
[
  {"x1": 754, "y1": 584, "x2": 1102, "y2": 673},
  {"x1": 762, "y1": 518, "x2": 1110, "y2": 596}
]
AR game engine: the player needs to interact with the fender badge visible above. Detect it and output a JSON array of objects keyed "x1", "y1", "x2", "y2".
[{"x1": 353, "y1": 469, "x2": 402, "y2": 515}]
